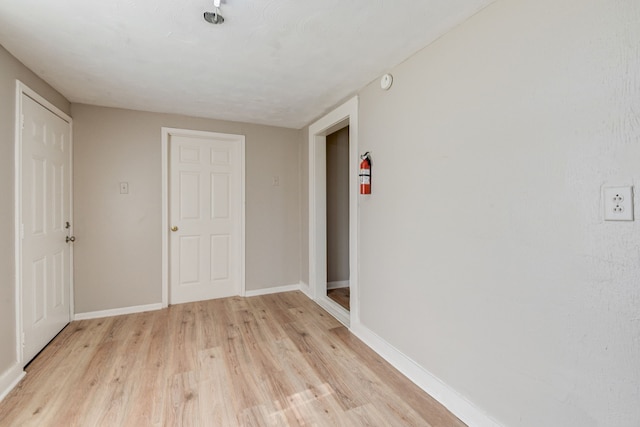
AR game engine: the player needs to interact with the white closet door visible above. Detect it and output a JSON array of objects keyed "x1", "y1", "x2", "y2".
[{"x1": 21, "y1": 93, "x2": 72, "y2": 364}]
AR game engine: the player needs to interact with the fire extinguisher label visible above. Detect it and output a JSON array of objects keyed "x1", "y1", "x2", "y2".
[
  {"x1": 360, "y1": 152, "x2": 371, "y2": 194},
  {"x1": 360, "y1": 168, "x2": 370, "y2": 185}
]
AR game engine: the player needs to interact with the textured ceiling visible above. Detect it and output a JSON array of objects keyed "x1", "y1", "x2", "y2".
[{"x1": 0, "y1": 0, "x2": 492, "y2": 129}]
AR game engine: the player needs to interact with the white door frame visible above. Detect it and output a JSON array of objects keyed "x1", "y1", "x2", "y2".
[
  {"x1": 14, "y1": 80, "x2": 74, "y2": 365},
  {"x1": 161, "y1": 127, "x2": 246, "y2": 307},
  {"x1": 308, "y1": 96, "x2": 359, "y2": 327}
]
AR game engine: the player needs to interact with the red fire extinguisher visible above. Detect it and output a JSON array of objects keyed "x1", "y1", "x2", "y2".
[{"x1": 360, "y1": 152, "x2": 371, "y2": 195}]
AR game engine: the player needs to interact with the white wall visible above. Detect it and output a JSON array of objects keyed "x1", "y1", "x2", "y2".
[
  {"x1": 356, "y1": 0, "x2": 640, "y2": 425},
  {"x1": 72, "y1": 104, "x2": 301, "y2": 313}
]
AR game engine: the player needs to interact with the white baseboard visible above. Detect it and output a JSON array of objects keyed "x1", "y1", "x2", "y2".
[
  {"x1": 327, "y1": 280, "x2": 350, "y2": 290},
  {"x1": 74, "y1": 303, "x2": 163, "y2": 320},
  {"x1": 244, "y1": 283, "x2": 301, "y2": 297},
  {"x1": 0, "y1": 363, "x2": 25, "y2": 403},
  {"x1": 315, "y1": 296, "x2": 350, "y2": 327},
  {"x1": 299, "y1": 281, "x2": 312, "y2": 298},
  {"x1": 350, "y1": 321, "x2": 502, "y2": 427}
]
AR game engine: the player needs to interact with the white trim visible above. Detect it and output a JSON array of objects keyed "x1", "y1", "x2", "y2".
[
  {"x1": 15, "y1": 81, "x2": 73, "y2": 367},
  {"x1": 308, "y1": 96, "x2": 359, "y2": 326},
  {"x1": 299, "y1": 281, "x2": 312, "y2": 298},
  {"x1": 316, "y1": 296, "x2": 350, "y2": 327},
  {"x1": 327, "y1": 280, "x2": 349, "y2": 290},
  {"x1": 16, "y1": 82, "x2": 71, "y2": 121},
  {"x1": 161, "y1": 131, "x2": 169, "y2": 308},
  {"x1": 239, "y1": 140, "x2": 246, "y2": 300},
  {"x1": 307, "y1": 127, "x2": 325, "y2": 302},
  {"x1": 68, "y1": 111, "x2": 75, "y2": 321},
  {"x1": 74, "y1": 303, "x2": 163, "y2": 321},
  {"x1": 244, "y1": 283, "x2": 301, "y2": 297},
  {"x1": 14, "y1": 82, "x2": 22, "y2": 367},
  {"x1": 161, "y1": 127, "x2": 246, "y2": 307},
  {"x1": 0, "y1": 363, "x2": 25, "y2": 403},
  {"x1": 350, "y1": 321, "x2": 503, "y2": 427}
]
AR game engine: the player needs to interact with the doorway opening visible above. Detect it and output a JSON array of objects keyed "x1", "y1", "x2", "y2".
[
  {"x1": 326, "y1": 126, "x2": 350, "y2": 311},
  {"x1": 308, "y1": 97, "x2": 358, "y2": 327}
]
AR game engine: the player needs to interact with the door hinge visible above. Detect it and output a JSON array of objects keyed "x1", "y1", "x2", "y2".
[{"x1": 21, "y1": 114, "x2": 24, "y2": 131}]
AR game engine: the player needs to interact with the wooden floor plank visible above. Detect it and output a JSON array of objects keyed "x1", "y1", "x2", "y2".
[
  {"x1": 0, "y1": 291, "x2": 465, "y2": 426},
  {"x1": 331, "y1": 326, "x2": 467, "y2": 427},
  {"x1": 123, "y1": 309, "x2": 170, "y2": 427},
  {"x1": 197, "y1": 346, "x2": 238, "y2": 426}
]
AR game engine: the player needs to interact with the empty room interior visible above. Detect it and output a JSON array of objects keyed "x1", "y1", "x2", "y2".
[{"x1": 1, "y1": 0, "x2": 639, "y2": 426}]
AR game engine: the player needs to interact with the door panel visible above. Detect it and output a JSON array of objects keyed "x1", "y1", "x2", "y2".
[
  {"x1": 169, "y1": 133, "x2": 242, "y2": 304},
  {"x1": 180, "y1": 172, "x2": 201, "y2": 219},
  {"x1": 211, "y1": 174, "x2": 230, "y2": 219},
  {"x1": 211, "y1": 235, "x2": 230, "y2": 280},
  {"x1": 21, "y1": 93, "x2": 72, "y2": 364},
  {"x1": 179, "y1": 235, "x2": 201, "y2": 284}
]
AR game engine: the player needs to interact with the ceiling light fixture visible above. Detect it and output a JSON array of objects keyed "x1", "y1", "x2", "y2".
[{"x1": 204, "y1": 0, "x2": 224, "y2": 24}]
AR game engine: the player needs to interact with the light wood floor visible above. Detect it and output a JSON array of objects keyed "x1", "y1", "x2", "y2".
[{"x1": 0, "y1": 291, "x2": 464, "y2": 427}]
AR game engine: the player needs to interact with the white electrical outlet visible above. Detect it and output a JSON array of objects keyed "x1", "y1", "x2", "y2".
[
  {"x1": 603, "y1": 186, "x2": 633, "y2": 221},
  {"x1": 119, "y1": 182, "x2": 129, "y2": 194}
]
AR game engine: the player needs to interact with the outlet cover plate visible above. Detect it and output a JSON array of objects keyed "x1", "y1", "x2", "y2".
[{"x1": 603, "y1": 186, "x2": 633, "y2": 221}]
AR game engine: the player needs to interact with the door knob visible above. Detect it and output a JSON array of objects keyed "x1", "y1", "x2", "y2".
[
  {"x1": 66, "y1": 236, "x2": 75, "y2": 243},
  {"x1": 171, "y1": 226, "x2": 178, "y2": 232}
]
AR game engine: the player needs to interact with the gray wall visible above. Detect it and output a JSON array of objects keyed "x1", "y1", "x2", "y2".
[
  {"x1": 355, "y1": 0, "x2": 640, "y2": 425},
  {"x1": 0, "y1": 45, "x2": 70, "y2": 381},
  {"x1": 72, "y1": 104, "x2": 301, "y2": 313},
  {"x1": 326, "y1": 127, "x2": 350, "y2": 283}
]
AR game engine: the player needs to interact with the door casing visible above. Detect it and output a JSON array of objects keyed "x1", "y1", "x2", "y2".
[
  {"x1": 161, "y1": 127, "x2": 246, "y2": 307},
  {"x1": 308, "y1": 96, "x2": 359, "y2": 327},
  {"x1": 14, "y1": 80, "x2": 74, "y2": 365}
]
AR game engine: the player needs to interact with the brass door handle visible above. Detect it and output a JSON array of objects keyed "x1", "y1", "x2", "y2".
[{"x1": 171, "y1": 226, "x2": 178, "y2": 232}]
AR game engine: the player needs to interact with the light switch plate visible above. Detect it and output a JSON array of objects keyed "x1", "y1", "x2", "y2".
[
  {"x1": 603, "y1": 186, "x2": 633, "y2": 221},
  {"x1": 120, "y1": 182, "x2": 129, "y2": 194}
]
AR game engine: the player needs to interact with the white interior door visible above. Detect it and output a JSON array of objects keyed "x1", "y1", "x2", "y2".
[
  {"x1": 20, "y1": 92, "x2": 72, "y2": 364},
  {"x1": 169, "y1": 131, "x2": 244, "y2": 304}
]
